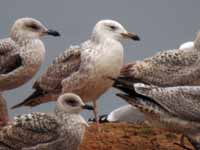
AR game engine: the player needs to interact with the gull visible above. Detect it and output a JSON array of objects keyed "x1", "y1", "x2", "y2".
[
  {"x1": 88, "y1": 104, "x2": 144, "y2": 123},
  {"x1": 12, "y1": 19, "x2": 140, "y2": 122},
  {"x1": 119, "y1": 31, "x2": 200, "y2": 86},
  {"x1": 113, "y1": 78, "x2": 200, "y2": 150},
  {"x1": 0, "y1": 17, "x2": 60, "y2": 127},
  {"x1": 0, "y1": 93, "x2": 93, "y2": 150}
]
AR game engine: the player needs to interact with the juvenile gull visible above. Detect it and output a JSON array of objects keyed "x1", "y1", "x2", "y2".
[
  {"x1": 119, "y1": 31, "x2": 200, "y2": 86},
  {"x1": 0, "y1": 93, "x2": 93, "y2": 150},
  {"x1": 12, "y1": 20, "x2": 140, "y2": 121},
  {"x1": 89, "y1": 104, "x2": 144, "y2": 123},
  {"x1": 0, "y1": 17, "x2": 60, "y2": 127},
  {"x1": 113, "y1": 79, "x2": 200, "y2": 150}
]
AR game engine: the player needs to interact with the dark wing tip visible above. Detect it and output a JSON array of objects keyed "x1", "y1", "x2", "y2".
[
  {"x1": 11, "y1": 102, "x2": 26, "y2": 109},
  {"x1": 11, "y1": 90, "x2": 44, "y2": 109}
]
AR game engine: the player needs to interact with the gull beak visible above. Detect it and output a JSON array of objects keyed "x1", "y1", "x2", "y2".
[
  {"x1": 121, "y1": 32, "x2": 140, "y2": 41},
  {"x1": 45, "y1": 29, "x2": 61, "y2": 37},
  {"x1": 82, "y1": 104, "x2": 94, "y2": 110}
]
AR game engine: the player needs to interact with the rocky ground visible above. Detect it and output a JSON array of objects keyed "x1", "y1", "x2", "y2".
[{"x1": 80, "y1": 123, "x2": 193, "y2": 150}]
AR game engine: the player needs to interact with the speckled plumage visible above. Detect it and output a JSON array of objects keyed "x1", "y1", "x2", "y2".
[
  {"x1": 0, "y1": 38, "x2": 46, "y2": 91},
  {"x1": 0, "y1": 17, "x2": 60, "y2": 92},
  {"x1": 114, "y1": 79, "x2": 200, "y2": 149},
  {"x1": 12, "y1": 20, "x2": 140, "y2": 117},
  {"x1": 37, "y1": 45, "x2": 81, "y2": 96},
  {"x1": 120, "y1": 31, "x2": 200, "y2": 86},
  {"x1": 0, "y1": 17, "x2": 60, "y2": 128},
  {"x1": 0, "y1": 20, "x2": 47, "y2": 91},
  {"x1": 133, "y1": 84, "x2": 200, "y2": 124},
  {"x1": 0, "y1": 93, "x2": 90, "y2": 150}
]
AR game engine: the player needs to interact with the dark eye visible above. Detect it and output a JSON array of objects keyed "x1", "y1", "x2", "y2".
[
  {"x1": 67, "y1": 99, "x2": 78, "y2": 107},
  {"x1": 109, "y1": 25, "x2": 117, "y2": 30},
  {"x1": 26, "y1": 23, "x2": 40, "y2": 30}
]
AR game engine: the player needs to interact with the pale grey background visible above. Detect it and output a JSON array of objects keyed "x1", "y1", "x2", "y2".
[{"x1": 0, "y1": 0, "x2": 199, "y2": 119}]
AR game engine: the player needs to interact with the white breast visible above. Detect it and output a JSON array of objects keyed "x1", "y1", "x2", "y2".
[
  {"x1": 94, "y1": 39, "x2": 124, "y2": 77},
  {"x1": 80, "y1": 39, "x2": 123, "y2": 101}
]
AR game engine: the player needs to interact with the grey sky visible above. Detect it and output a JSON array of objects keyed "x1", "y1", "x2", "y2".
[{"x1": 0, "y1": 0, "x2": 200, "y2": 119}]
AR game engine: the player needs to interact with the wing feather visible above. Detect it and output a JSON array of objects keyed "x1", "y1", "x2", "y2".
[
  {"x1": 11, "y1": 47, "x2": 82, "y2": 108},
  {"x1": 36, "y1": 47, "x2": 81, "y2": 92},
  {"x1": 120, "y1": 48, "x2": 200, "y2": 86},
  {"x1": 135, "y1": 85, "x2": 200, "y2": 122},
  {"x1": 0, "y1": 38, "x2": 23, "y2": 74},
  {"x1": 0, "y1": 112, "x2": 60, "y2": 149}
]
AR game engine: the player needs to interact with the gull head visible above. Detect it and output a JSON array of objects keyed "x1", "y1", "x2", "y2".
[
  {"x1": 57, "y1": 93, "x2": 94, "y2": 114},
  {"x1": 92, "y1": 20, "x2": 140, "y2": 42},
  {"x1": 11, "y1": 17, "x2": 60, "y2": 40}
]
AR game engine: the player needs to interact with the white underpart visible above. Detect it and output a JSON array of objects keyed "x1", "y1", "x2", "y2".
[
  {"x1": 179, "y1": 41, "x2": 194, "y2": 50},
  {"x1": 82, "y1": 39, "x2": 123, "y2": 101},
  {"x1": 107, "y1": 104, "x2": 144, "y2": 123}
]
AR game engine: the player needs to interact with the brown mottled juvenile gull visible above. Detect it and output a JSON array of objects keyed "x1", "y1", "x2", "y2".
[
  {"x1": 113, "y1": 78, "x2": 200, "y2": 150},
  {"x1": 120, "y1": 31, "x2": 200, "y2": 86},
  {"x1": 12, "y1": 19, "x2": 140, "y2": 122},
  {"x1": 0, "y1": 93, "x2": 93, "y2": 150},
  {"x1": 0, "y1": 17, "x2": 60, "y2": 127}
]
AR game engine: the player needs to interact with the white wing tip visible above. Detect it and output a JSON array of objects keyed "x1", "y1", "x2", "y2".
[{"x1": 134, "y1": 83, "x2": 146, "y2": 88}]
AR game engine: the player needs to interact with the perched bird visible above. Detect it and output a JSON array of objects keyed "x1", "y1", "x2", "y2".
[
  {"x1": 88, "y1": 104, "x2": 144, "y2": 124},
  {"x1": 0, "y1": 93, "x2": 93, "y2": 150},
  {"x1": 120, "y1": 31, "x2": 200, "y2": 86},
  {"x1": 0, "y1": 17, "x2": 60, "y2": 127},
  {"x1": 112, "y1": 36, "x2": 197, "y2": 149},
  {"x1": 12, "y1": 19, "x2": 140, "y2": 122},
  {"x1": 113, "y1": 78, "x2": 200, "y2": 150}
]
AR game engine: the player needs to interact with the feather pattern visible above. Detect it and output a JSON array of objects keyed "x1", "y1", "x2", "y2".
[
  {"x1": 120, "y1": 32, "x2": 200, "y2": 86},
  {"x1": 0, "y1": 93, "x2": 88, "y2": 150}
]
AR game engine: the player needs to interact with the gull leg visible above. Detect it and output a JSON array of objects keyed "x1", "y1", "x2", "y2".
[
  {"x1": 92, "y1": 100, "x2": 99, "y2": 127},
  {"x1": 0, "y1": 93, "x2": 9, "y2": 128}
]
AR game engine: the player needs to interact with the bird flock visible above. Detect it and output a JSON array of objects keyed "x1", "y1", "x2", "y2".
[{"x1": 0, "y1": 17, "x2": 199, "y2": 150}]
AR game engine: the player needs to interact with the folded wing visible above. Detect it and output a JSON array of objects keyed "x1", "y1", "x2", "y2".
[{"x1": 0, "y1": 112, "x2": 60, "y2": 149}]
